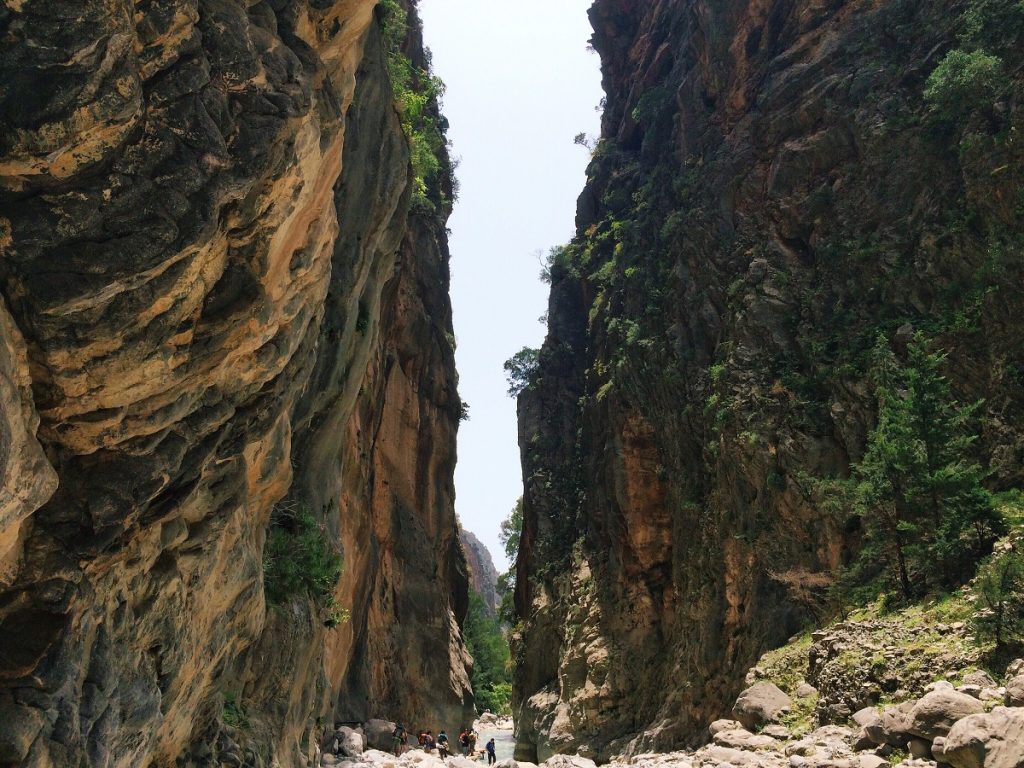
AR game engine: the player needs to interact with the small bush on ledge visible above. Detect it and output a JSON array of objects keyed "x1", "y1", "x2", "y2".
[{"x1": 263, "y1": 504, "x2": 343, "y2": 618}]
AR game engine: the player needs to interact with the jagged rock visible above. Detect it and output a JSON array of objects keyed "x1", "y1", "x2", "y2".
[
  {"x1": 733, "y1": 683, "x2": 793, "y2": 729},
  {"x1": 908, "y1": 690, "x2": 985, "y2": 740},
  {"x1": 461, "y1": 529, "x2": 500, "y2": 617},
  {"x1": 941, "y1": 707, "x2": 1024, "y2": 768}
]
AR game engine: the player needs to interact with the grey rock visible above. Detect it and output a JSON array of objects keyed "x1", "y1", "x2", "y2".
[
  {"x1": 908, "y1": 738, "x2": 932, "y2": 760},
  {"x1": 1003, "y1": 675, "x2": 1024, "y2": 707},
  {"x1": 962, "y1": 671, "x2": 997, "y2": 689},
  {"x1": 942, "y1": 707, "x2": 1024, "y2": 768},
  {"x1": 908, "y1": 690, "x2": 985, "y2": 740},
  {"x1": 733, "y1": 682, "x2": 793, "y2": 729}
]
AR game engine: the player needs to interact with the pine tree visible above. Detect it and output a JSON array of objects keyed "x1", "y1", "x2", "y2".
[{"x1": 853, "y1": 333, "x2": 1005, "y2": 600}]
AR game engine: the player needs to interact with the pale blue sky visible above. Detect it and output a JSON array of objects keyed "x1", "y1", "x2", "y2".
[{"x1": 417, "y1": 0, "x2": 602, "y2": 568}]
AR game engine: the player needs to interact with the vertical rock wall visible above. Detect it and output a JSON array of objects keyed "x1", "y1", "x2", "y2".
[
  {"x1": 0, "y1": 1, "x2": 471, "y2": 765},
  {"x1": 461, "y1": 529, "x2": 501, "y2": 618},
  {"x1": 514, "y1": 0, "x2": 1024, "y2": 761}
]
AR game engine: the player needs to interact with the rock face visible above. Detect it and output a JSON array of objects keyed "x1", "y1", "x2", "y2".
[
  {"x1": 0, "y1": 1, "x2": 471, "y2": 766},
  {"x1": 461, "y1": 528, "x2": 501, "y2": 617},
  {"x1": 514, "y1": 0, "x2": 1024, "y2": 760}
]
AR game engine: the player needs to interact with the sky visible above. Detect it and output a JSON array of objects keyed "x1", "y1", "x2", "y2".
[{"x1": 416, "y1": 0, "x2": 603, "y2": 569}]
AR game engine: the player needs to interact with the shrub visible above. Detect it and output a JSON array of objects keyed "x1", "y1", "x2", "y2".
[
  {"x1": 504, "y1": 347, "x2": 540, "y2": 397},
  {"x1": 924, "y1": 49, "x2": 1004, "y2": 122},
  {"x1": 263, "y1": 505, "x2": 343, "y2": 610},
  {"x1": 973, "y1": 544, "x2": 1024, "y2": 650}
]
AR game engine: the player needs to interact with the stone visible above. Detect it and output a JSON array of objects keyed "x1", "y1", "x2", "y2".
[
  {"x1": 710, "y1": 720, "x2": 747, "y2": 736},
  {"x1": 962, "y1": 671, "x2": 997, "y2": 689},
  {"x1": 942, "y1": 707, "x2": 1024, "y2": 768},
  {"x1": 858, "y1": 756, "x2": 889, "y2": 768},
  {"x1": 1005, "y1": 660, "x2": 1024, "y2": 677},
  {"x1": 733, "y1": 683, "x2": 793, "y2": 729},
  {"x1": 762, "y1": 725, "x2": 791, "y2": 739},
  {"x1": 1003, "y1": 675, "x2": 1024, "y2": 707},
  {"x1": 364, "y1": 721, "x2": 398, "y2": 752},
  {"x1": 864, "y1": 702, "x2": 915, "y2": 747},
  {"x1": 337, "y1": 727, "x2": 366, "y2": 757},
  {"x1": 854, "y1": 709, "x2": 882, "y2": 729},
  {"x1": 495, "y1": 761, "x2": 519, "y2": 768},
  {"x1": 908, "y1": 690, "x2": 985, "y2": 739},
  {"x1": 796, "y1": 683, "x2": 818, "y2": 699},
  {"x1": 932, "y1": 737, "x2": 948, "y2": 761},
  {"x1": 713, "y1": 728, "x2": 780, "y2": 750},
  {"x1": 542, "y1": 756, "x2": 598, "y2": 768},
  {"x1": 907, "y1": 738, "x2": 932, "y2": 760}
]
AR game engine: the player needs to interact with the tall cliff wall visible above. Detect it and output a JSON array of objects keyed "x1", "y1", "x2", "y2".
[
  {"x1": 514, "y1": 0, "x2": 1024, "y2": 761},
  {"x1": 0, "y1": 1, "x2": 471, "y2": 766},
  {"x1": 461, "y1": 528, "x2": 500, "y2": 617}
]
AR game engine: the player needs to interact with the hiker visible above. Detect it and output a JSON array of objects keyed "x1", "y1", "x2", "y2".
[
  {"x1": 424, "y1": 730, "x2": 435, "y2": 752},
  {"x1": 486, "y1": 738, "x2": 496, "y2": 765},
  {"x1": 468, "y1": 730, "x2": 478, "y2": 756},
  {"x1": 460, "y1": 729, "x2": 470, "y2": 756},
  {"x1": 418, "y1": 731, "x2": 428, "y2": 748},
  {"x1": 437, "y1": 730, "x2": 450, "y2": 759},
  {"x1": 392, "y1": 724, "x2": 408, "y2": 756}
]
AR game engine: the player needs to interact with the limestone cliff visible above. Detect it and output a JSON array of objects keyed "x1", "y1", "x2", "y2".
[
  {"x1": 460, "y1": 528, "x2": 500, "y2": 618},
  {"x1": 0, "y1": 1, "x2": 471, "y2": 766},
  {"x1": 514, "y1": 0, "x2": 1024, "y2": 761}
]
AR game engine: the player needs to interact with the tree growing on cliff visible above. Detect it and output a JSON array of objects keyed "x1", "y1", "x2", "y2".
[
  {"x1": 496, "y1": 498, "x2": 523, "y2": 625},
  {"x1": 504, "y1": 347, "x2": 539, "y2": 397},
  {"x1": 852, "y1": 334, "x2": 1005, "y2": 600}
]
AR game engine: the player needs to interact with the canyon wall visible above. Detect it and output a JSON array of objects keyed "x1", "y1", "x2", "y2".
[
  {"x1": 0, "y1": 1, "x2": 471, "y2": 766},
  {"x1": 514, "y1": 0, "x2": 1024, "y2": 761},
  {"x1": 460, "y1": 528, "x2": 500, "y2": 617}
]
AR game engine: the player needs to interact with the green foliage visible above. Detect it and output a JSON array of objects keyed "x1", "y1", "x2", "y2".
[
  {"x1": 924, "y1": 49, "x2": 1004, "y2": 122},
  {"x1": 378, "y1": 0, "x2": 451, "y2": 211},
  {"x1": 497, "y1": 498, "x2": 523, "y2": 624},
  {"x1": 223, "y1": 692, "x2": 249, "y2": 729},
  {"x1": 850, "y1": 334, "x2": 1005, "y2": 600},
  {"x1": 973, "y1": 543, "x2": 1024, "y2": 650},
  {"x1": 960, "y1": 0, "x2": 1024, "y2": 51},
  {"x1": 464, "y1": 591, "x2": 512, "y2": 714},
  {"x1": 263, "y1": 505, "x2": 345, "y2": 621},
  {"x1": 504, "y1": 347, "x2": 540, "y2": 397}
]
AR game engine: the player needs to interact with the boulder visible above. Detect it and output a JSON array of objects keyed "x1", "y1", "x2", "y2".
[
  {"x1": 932, "y1": 737, "x2": 948, "y2": 762},
  {"x1": 796, "y1": 683, "x2": 818, "y2": 699},
  {"x1": 864, "y1": 702, "x2": 914, "y2": 747},
  {"x1": 857, "y1": 756, "x2": 889, "y2": 768},
  {"x1": 762, "y1": 725, "x2": 791, "y2": 739},
  {"x1": 364, "y1": 721, "x2": 398, "y2": 752},
  {"x1": 713, "y1": 727, "x2": 780, "y2": 750},
  {"x1": 336, "y1": 727, "x2": 365, "y2": 757},
  {"x1": 449, "y1": 758, "x2": 479, "y2": 768},
  {"x1": 495, "y1": 761, "x2": 519, "y2": 768},
  {"x1": 1005, "y1": 659, "x2": 1024, "y2": 677},
  {"x1": 853, "y1": 708, "x2": 882, "y2": 729},
  {"x1": 733, "y1": 683, "x2": 793, "y2": 729},
  {"x1": 942, "y1": 707, "x2": 1024, "y2": 768},
  {"x1": 542, "y1": 756, "x2": 597, "y2": 768},
  {"x1": 710, "y1": 720, "x2": 747, "y2": 736},
  {"x1": 907, "y1": 738, "x2": 932, "y2": 760},
  {"x1": 1003, "y1": 675, "x2": 1024, "y2": 707},
  {"x1": 908, "y1": 690, "x2": 984, "y2": 740},
  {"x1": 962, "y1": 671, "x2": 997, "y2": 689}
]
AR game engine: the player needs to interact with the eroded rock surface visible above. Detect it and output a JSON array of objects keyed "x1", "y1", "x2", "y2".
[
  {"x1": 0, "y1": 0, "x2": 470, "y2": 765},
  {"x1": 514, "y1": 0, "x2": 1024, "y2": 760}
]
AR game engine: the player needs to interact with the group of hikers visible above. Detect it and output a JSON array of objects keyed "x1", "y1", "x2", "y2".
[{"x1": 392, "y1": 725, "x2": 497, "y2": 765}]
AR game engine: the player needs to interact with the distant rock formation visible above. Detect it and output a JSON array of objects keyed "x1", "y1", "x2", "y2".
[{"x1": 461, "y1": 528, "x2": 501, "y2": 617}]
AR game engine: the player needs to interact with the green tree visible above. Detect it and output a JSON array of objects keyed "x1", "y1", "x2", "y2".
[
  {"x1": 973, "y1": 545, "x2": 1024, "y2": 650},
  {"x1": 497, "y1": 498, "x2": 523, "y2": 624},
  {"x1": 504, "y1": 347, "x2": 539, "y2": 397},
  {"x1": 924, "y1": 49, "x2": 1004, "y2": 123},
  {"x1": 464, "y1": 591, "x2": 511, "y2": 714},
  {"x1": 852, "y1": 334, "x2": 1005, "y2": 599}
]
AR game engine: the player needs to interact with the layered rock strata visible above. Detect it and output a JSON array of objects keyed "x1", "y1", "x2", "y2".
[
  {"x1": 0, "y1": 1, "x2": 471, "y2": 765},
  {"x1": 514, "y1": 0, "x2": 1024, "y2": 761}
]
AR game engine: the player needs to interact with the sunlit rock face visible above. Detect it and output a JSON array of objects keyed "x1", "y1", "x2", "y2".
[
  {"x1": 0, "y1": 1, "x2": 471, "y2": 765},
  {"x1": 461, "y1": 528, "x2": 500, "y2": 617},
  {"x1": 513, "y1": 0, "x2": 1024, "y2": 761}
]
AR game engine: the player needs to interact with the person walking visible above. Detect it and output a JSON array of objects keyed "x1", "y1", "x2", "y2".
[
  {"x1": 468, "y1": 730, "x2": 478, "y2": 756},
  {"x1": 486, "y1": 738, "x2": 496, "y2": 765},
  {"x1": 392, "y1": 724, "x2": 407, "y2": 756},
  {"x1": 424, "y1": 731, "x2": 435, "y2": 752},
  {"x1": 437, "y1": 730, "x2": 450, "y2": 759}
]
